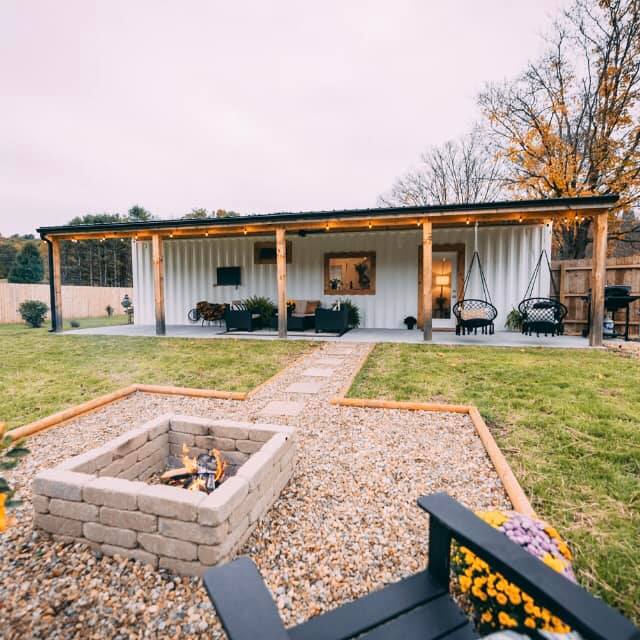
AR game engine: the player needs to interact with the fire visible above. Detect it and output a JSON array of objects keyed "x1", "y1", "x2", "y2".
[
  {"x1": 188, "y1": 477, "x2": 206, "y2": 492},
  {"x1": 181, "y1": 443, "x2": 198, "y2": 474}
]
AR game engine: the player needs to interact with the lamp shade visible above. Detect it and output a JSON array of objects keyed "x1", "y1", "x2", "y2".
[{"x1": 435, "y1": 274, "x2": 450, "y2": 287}]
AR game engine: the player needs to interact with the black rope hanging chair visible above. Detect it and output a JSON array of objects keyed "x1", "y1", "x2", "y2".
[
  {"x1": 517, "y1": 249, "x2": 567, "y2": 337},
  {"x1": 452, "y1": 250, "x2": 498, "y2": 336}
]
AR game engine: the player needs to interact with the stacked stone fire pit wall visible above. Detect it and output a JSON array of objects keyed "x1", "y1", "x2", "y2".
[{"x1": 32, "y1": 415, "x2": 297, "y2": 576}]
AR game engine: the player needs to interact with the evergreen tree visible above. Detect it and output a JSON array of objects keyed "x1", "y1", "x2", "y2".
[
  {"x1": 8, "y1": 243, "x2": 44, "y2": 283},
  {"x1": 0, "y1": 243, "x2": 18, "y2": 279}
]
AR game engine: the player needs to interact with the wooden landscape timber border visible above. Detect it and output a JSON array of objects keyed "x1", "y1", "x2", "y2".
[
  {"x1": 331, "y1": 396, "x2": 535, "y2": 518},
  {"x1": 330, "y1": 347, "x2": 535, "y2": 517},
  {"x1": 6, "y1": 343, "x2": 319, "y2": 442}
]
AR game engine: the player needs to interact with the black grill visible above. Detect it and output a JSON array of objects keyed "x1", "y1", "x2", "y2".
[{"x1": 582, "y1": 284, "x2": 640, "y2": 340}]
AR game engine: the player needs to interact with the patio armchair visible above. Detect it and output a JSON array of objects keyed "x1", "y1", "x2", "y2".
[
  {"x1": 202, "y1": 492, "x2": 639, "y2": 640},
  {"x1": 224, "y1": 301, "x2": 262, "y2": 332},
  {"x1": 315, "y1": 305, "x2": 349, "y2": 335}
]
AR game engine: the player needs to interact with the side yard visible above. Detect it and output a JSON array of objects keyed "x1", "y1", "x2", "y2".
[
  {"x1": 349, "y1": 343, "x2": 640, "y2": 624},
  {"x1": 0, "y1": 324, "x2": 311, "y2": 430}
]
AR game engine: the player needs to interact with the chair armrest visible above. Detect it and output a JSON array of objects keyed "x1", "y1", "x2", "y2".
[
  {"x1": 202, "y1": 557, "x2": 289, "y2": 640},
  {"x1": 418, "y1": 493, "x2": 639, "y2": 640}
]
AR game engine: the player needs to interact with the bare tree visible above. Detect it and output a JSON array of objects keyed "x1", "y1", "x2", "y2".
[
  {"x1": 379, "y1": 129, "x2": 506, "y2": 207},
  {"x1": 479, "y1": 0, "x2": 640, "y2": 258}
]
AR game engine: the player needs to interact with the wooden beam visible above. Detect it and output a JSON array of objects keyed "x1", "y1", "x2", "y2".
[
  {"x1": 151, "y1": 234, "x2": 166, "y2": 336},
  {"x1": 589, "y1": 212, "x2": 608, "y2": 347},
  {"x1": 51, "y1": 238, "x2": 63, "y2": 332},
  {"x1": 422, "y1": 220, "x2": 433, "y2": 341},
  {"x1": 276, "y1": 227, "x2": 287, "y2": 339}
]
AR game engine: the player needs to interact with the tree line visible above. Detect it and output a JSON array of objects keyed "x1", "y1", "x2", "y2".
[
  {"x1": 0, "y1": 205, "x2": 241, "y2": 285},
  {"x1": 380, "y1": 0, "x2": 640, "y2": 258}
]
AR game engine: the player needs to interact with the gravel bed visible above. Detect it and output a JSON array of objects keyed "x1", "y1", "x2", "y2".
[{"x1": 1, "y1": 343, "x2": 511, "y2": 639}]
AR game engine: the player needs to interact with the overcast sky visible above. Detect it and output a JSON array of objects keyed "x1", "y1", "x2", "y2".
[{"x1": 0, "y1": 1, "x2": 568, "y2": 236}]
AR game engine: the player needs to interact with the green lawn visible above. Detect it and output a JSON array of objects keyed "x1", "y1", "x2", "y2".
[
  {"x1": 349, "y1": 344, "x2": 640, "y2": 623},
  {"x1": 62, "y1": 314, "x2": 130, "y2": 331},
  {"x1": 0, "y1": 323, "x2": 311, "y2": 430}
]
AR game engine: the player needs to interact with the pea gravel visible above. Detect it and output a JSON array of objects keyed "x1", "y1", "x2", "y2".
[{"x1": 0, "y1": 342, "x2": 511, "y2": 639}]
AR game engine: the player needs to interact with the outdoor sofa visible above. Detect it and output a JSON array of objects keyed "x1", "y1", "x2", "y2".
[
  {"x1": 315, "y1": 305, "x2": 349, "y2": 335},
  {"x1": 202, "y1": 492, "x2": 639, "y2": 640}
]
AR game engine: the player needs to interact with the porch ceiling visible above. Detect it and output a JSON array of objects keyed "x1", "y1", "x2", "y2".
[{"x1": 37, "y1": 194, "x2": 617, "y2": 241}]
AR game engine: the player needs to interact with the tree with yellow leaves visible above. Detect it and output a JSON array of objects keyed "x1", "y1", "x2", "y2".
[{"x1": 479, "y1": 0, "x2": 640, "y2": 258}]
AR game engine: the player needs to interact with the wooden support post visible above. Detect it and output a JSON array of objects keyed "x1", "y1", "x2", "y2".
[
  {"x1": 589, "y1": 212, "x2": 608, "y2": 347},
  {"x1": 151, "y1": 234, "x2": 166, "y2": 336},
  {"x1": 422, "y1": 220, "x2": 433, "y2": 341},
  {"x1": 50, "y1": 238, "x2": 63, "y2": 332},
  {"x1": 276, "y1": 227, "x2": 287, "y2": 339}
]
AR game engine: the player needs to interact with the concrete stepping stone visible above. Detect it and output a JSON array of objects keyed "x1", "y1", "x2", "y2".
[
  {"x1": 285, "y1": 381, "x2": 324, "y2": 394},
  {"x1": 261, "y1": 400, "x2": 305, "y2": 417},
  {"x1": 314, "y1": 357, "x2": 344, "y2": 367},
  {"x1": 302, "y1": 367, "x2": 334, "y2": 378}
]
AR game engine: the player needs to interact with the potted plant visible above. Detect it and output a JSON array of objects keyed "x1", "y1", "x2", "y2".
[
  {"x1": 505, "y1": 307, "x2": 523, "y2": 332},
  {"x1": 404, "y1": 315, "x2": 417, "y2": 330}
]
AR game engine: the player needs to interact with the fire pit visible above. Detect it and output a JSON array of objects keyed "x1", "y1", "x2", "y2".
[{"x1": 32, "y1": 415, "x2": 296, "y2": 576}]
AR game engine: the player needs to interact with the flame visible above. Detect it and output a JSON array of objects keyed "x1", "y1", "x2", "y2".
[
  {"x1": 210, "y1": 448, "x2": 226, "y2": 482},
  {"x1": 188, "y1": 477, "x2": 206, "y2": 492},
  {"x1": 181, "y1": 443, "x2": 198, "y2": 474}
]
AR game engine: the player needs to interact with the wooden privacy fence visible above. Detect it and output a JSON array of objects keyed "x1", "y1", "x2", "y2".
[
  {"x1": 551, "y1": 255, "x2": 640, "y2": 337},
  {"x1": 0, "y1": 282, "x2": 133, "y2": 324}
]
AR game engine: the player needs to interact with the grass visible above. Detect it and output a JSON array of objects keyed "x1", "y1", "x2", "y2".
[
  {"x1": 62, "y1": 314, "x2": 129, "y2": 330},
  {"x1": 349, "y1": 343, "x2": 640, "y2": 623},
  {"x1": 0, "y1": 323, "x2": 311, "y2": 430}
]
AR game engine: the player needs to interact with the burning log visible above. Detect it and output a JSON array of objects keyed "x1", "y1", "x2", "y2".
[{"x1": 160, "y1": 444, "x2": 226, "y2": 493}]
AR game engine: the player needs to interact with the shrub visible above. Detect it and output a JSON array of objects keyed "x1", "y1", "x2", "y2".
[
  {"x1": 451, "y1": 510, "x2": 575, "y2": 635},
  {"x1": 339, "y1": 298, "x2": 361, "y2": 328},
  {"x1": 8, "y1": 243, "x2": 44, "y2": 283},
  {"x1": 70, "y1": 319, "x2": 80, "y2": 328},
  {"x1": 242, "y1": 296, "x2": 277, "y2": 323},
  {"x1": 18, "y1": 300, "x2": 48, "y2": 328}
]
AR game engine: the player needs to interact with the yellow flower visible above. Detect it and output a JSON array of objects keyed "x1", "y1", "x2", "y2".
[
  {"x1": 459, "y1": 575, "x2": 471, "y2": 592},
  {"x1": 481, "y1": 611, "x2": 493, "y2": 623},
  {"x1": 478, "y1": 510, "x2": 508, "y2": 528},
  {"x1": 0, "y1": 493, "x2": 7, "y2": 533},
  {"x1": 487, "y1": 588, "x2": 497, "y2": 598},
  {"x1": 496, "y1": 593, "x2": 508, "y2": 606},
  {"x1": 508, "y1": 592, "x2": 522, "y2": 606},
  {"x1": 524, "y1": 601, "x2": 535, "y2": 615},
  {"x1": 524, "y1": 617, "x2": 536, "y2": 629},
  {"x1": 545, "y1": 525, "x2": 561, "y2": 540},
  {"x1": 542, "y1": 553, "x2": 566, "y2": 573},
  {"x1": 471, "y1": 585, "x2": 487, "y2": 601},
  {"x1": 498, "y1": 611, "x2": 517, "y2": 628}
]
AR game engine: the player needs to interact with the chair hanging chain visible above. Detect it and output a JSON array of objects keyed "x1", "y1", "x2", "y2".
[
  {"x1": 523, "y1": 249, "x2": 559, "y2": 299},
  {"x1": 461, "y1": 222, "x2": 493, "y2": 305}
]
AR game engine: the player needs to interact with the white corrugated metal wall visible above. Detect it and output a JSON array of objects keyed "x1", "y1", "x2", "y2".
[{"x1": 132, "y1": 224, "x2": 551, "y2": 329}]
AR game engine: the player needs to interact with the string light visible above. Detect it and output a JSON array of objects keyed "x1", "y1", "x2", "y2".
[
  {"x1": 325, "y1": 223, "x2": 330, "y2": 232},
  {"x1": 169, "y1": 233, "x2": 174, "y2": 238},
  {"x1": 368, "y1": 220, "x2": 372, "y2": 230},
  {"x1": 466, "y1": 217, "x2": 471, "y2": 225},
  {"x1": 243, "y1": 227, "x2": 248, "y2": 235},
  {"x1": 205, "y1": 231, "x2": 209, "y2": 237},
  {"x1": 518, "y1": 216, "x2": 523, "y2": 223}
]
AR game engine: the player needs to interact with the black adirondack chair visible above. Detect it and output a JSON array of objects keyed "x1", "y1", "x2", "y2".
[{"x1": 202, "y1": 493, "x2": 639, "y2": 640}]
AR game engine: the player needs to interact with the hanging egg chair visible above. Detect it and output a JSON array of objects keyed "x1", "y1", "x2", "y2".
[
  {"x1": 452, "y1": 249, "x2": 498, "y2": 336},
  {"x1": 517, "y1": 249, "x2": 567, "y2": 337}
]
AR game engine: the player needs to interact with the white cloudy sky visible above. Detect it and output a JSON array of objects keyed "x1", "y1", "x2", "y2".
[{"x1": 0, "y1": 1, "x2": 568, "y2": 236}]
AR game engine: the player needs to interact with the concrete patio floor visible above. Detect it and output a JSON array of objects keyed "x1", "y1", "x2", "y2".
[{"x1": 63, "y1": 323, "x2": 594, "y2": 348}]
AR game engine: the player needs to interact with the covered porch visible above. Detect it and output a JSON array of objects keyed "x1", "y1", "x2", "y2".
[
  {"x1": 38, "y1": 195, "x2": 616, "y2": 347},
  {"x1": 63, "y1": 322, "x2": 593, "y2": 348}
]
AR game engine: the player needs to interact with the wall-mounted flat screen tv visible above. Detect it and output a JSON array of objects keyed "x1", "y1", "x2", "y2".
[{"x1": 216, "y1": 267, "x2": 241, "y2": 286}]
